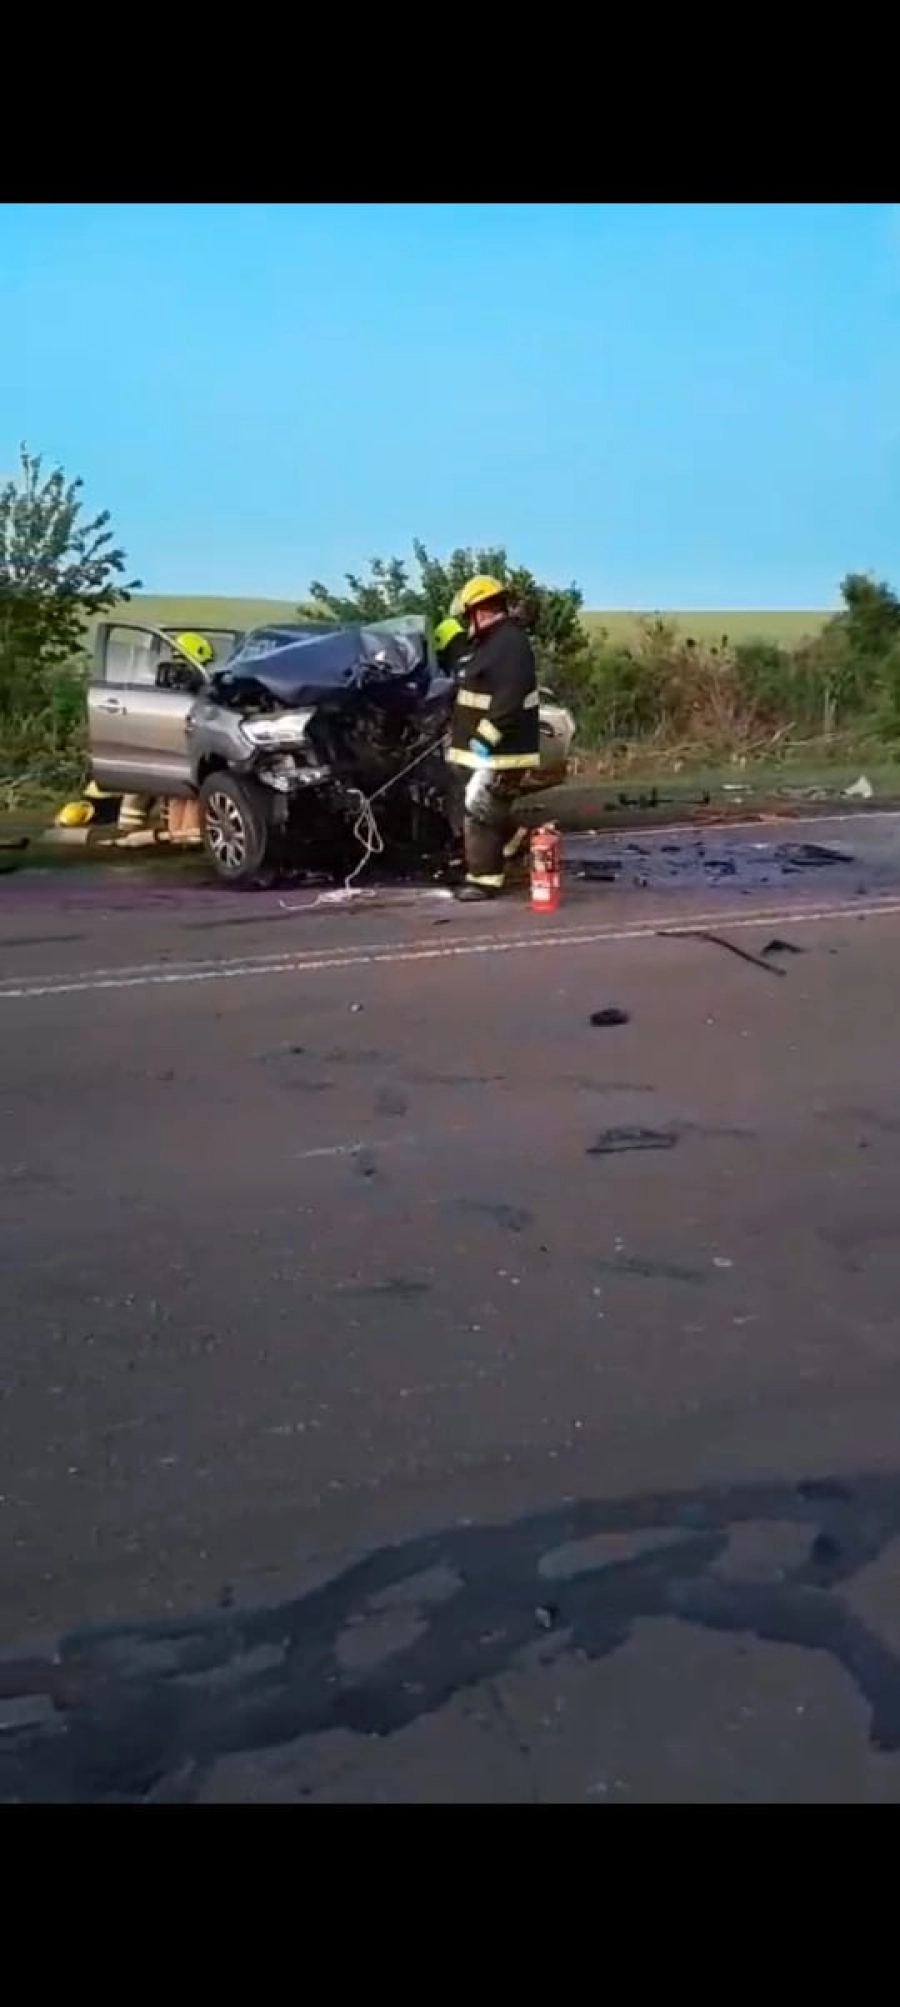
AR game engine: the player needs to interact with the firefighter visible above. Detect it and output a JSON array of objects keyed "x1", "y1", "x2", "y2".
[
  {"x1": 434, "y1": 616, "x2": 470, "y2": 679},
  {"x1": 118, "y1": 631, "x2": 215, "y2": 841},
  {"x1": 445, "y1": 575, "x2": 541, "y2": 902},
  {"x1": 168, "y1": 630, "x2": 214, "y2": 683}
]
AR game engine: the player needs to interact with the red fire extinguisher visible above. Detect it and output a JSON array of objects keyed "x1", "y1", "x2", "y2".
[{"x1": 530, "y1": 823, "x2": 561, "y2": 913}]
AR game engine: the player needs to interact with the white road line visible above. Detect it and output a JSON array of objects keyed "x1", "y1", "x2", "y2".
[{"x1": 0, "y1": 895, "x2": 898, "y2": 1001}]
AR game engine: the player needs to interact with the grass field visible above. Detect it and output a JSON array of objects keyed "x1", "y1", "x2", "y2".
[{"x1": 110, "y1": 595, "x2": 832, "y2": 647}]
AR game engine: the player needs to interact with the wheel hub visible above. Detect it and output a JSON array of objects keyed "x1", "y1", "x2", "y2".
[{"x1": 206, "y1": 791, "x2": 247, "y2": 872}]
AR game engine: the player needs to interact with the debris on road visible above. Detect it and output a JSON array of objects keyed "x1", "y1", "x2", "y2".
[
  {"x1": 565, "y1": 828, "x2": 862, "y2": 900},
  {"x1": 572, "y1": 859, "x2": 621, "y2": 884},
  {"x1": 844, "y1": 774, "x2": 874, "y2": 800},
  {"x1": 658, "y1": 929, "x2": 787, "y2": 977},
  {"x1": 590, "y1": 1008, "x2": 631, "y2": 1028},
  {"x1": 762, "y1": 937, "x2": 805, "y2": 958},
  {"x1": 587, "y1": 1127, "x2": 679, "y2": 1156},
  {"x1": 779, "y1": 842, "x2": 854, "y2": 869}
]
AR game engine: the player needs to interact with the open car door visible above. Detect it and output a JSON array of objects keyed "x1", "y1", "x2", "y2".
[{"x1": 87, "y1": 623, "x2": 242, "y2": 797}]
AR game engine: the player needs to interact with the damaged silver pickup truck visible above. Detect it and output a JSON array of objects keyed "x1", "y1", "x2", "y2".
[{"x1": 88, "y1": 616, "x2": 576, "y2": 887}]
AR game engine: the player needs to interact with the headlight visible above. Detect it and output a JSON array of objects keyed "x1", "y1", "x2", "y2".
[{"x1": 242, "y1": 709, "x2": 314, "y2": 748}]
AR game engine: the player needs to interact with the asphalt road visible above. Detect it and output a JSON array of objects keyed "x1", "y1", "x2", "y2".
[{"x1": 3, "y1": 814, "x2": 900, "y2": 1802}]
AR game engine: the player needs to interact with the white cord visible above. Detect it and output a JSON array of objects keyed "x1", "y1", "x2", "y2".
[
  {"x1": 343, "y1": 787, "x2": 385, "y2": 887},
  {"x1": 342, "y1": 733, "x2": 449, "y2": 890},
  {"x1": 278, "y1": 732, "x2": 450, "y2": 909}
]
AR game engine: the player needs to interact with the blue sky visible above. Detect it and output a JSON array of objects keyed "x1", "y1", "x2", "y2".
[{"x1": 1, "y1": 202, "x2": 898, "y2": 608}]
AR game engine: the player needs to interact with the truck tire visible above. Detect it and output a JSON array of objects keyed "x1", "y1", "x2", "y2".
[{"x1": 199, "y1": 771, "x2": 272, "y2": 887}]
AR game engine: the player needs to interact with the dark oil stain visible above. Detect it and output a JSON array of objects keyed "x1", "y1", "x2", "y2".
[
  {"x1": 567, "y1": 1079, "x2": 656, "y2": 1094},
  {"x1": 0, "y1": 931, "x2": 87, "y2": 949},
  {"x1": 593, "y1": 1255, "x2": 708, "y2": 1283},
  {"x1": 679, "y1": 1121, "x2": 755, "y2": 1141},
  {"x1": 324, "y1": 1048, "x2": 391, "y2": 1066},
  {"x1": 407, "y1": 1070, "x2": 504, "y2": 1087},
  {"x1": 180, "y1": 911, "x2": 298, "y2": 932},
  {"x1": 374, "y1": 1086, "x2": 408, "y2": 1117},
  {"x1": 809, "y1": 1533, "x2": 842, "y2": 1572},
  {"x1": 9, "y1": 1466, "x2": 900, "y2": 1800},
  {"x1": 452, "y1": 1199, "x2": 534, "y2": 1234},
  {"x1": 588, "y1": 1127, "x2": 679, "y2": 1156},
  {"x1": 340, "y1": 1278, "x2": 431, "y2": 1300}
]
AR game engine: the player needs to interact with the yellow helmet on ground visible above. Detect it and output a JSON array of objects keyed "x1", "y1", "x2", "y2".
[
  {"x1": 56, "y1": 800, "x2": 95, "y2": 827},
  {"x1": 452, "y1": 575, "x2": 507, "y2": 618},
  {"x1": 174, "y1": 630, "x2": 214, "y2": 667},
  {"x1": 434, "y1": 616, "x2": 465, "y2": 654}
]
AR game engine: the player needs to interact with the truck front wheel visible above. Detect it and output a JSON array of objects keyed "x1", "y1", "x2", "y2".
[{"x1": 199, "y1": 771, "x2": 272, "y2": 887}]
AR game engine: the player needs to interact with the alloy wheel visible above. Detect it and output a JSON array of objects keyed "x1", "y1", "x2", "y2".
[{"x1": 205, "y1": 791, "x2": 247, "y2": 873}]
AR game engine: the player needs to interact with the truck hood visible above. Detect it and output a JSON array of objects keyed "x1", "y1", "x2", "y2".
[{"x1": 210, "y1": 620, "x2": 436, "y2": 711}]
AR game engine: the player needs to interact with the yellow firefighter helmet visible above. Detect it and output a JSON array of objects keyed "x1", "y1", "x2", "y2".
[
  {"x1": 55, "y1": 800, "x2": 96, "y2": 827},
  {"x1": 174, "y1": 630, "x2": 214, "y2": 667},
  {"x1": 452, "y1": 575, "x2": 507, "y2": 618},
  {"x1": 434, "y1": 616, "x2": 466, "y2": 653}
]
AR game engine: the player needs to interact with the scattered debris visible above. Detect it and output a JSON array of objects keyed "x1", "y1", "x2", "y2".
[
  {"x1": 762, "y1": 937, "x2": 804, "y2": 958},
  {"x1": 712, "y1": 1256, "x2": 733, "y2": 1270},
  {"x1": 844, "y1": 774, "x2": 874, "y2": 800},
  {"x1": 573, "y1": 860, "x2": 622, "y2": 884},
  {"x1": 349, "y1": 1002, "x2": 364, "y2": 1014},
  {"x1": 590, "y1": 1008, "x2": 630, "y2": 1028},
  {"x1": 587, "y1": 1127, "x2": 679, "y2": 1156},
  {"x1": 779, "y1": 842, "x2": 853, "y2": 870},
  {"x1": 659, "y1": 928, "x2": 786, "y2": 978},
  {"x1": 534, "y1": 1604, "x2": 558, "y2": 1630}
]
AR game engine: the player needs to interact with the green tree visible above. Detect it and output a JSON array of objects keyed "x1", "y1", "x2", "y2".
[
  {"x1": 0, "y1": 444, "x2": 140, "y2": 699},
  {"x1": 793, "y1": 572, "x2": 900, "y2": 730},
  {"x1": 305, "y1": 539, "x2": 592, "y2": 697}
]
